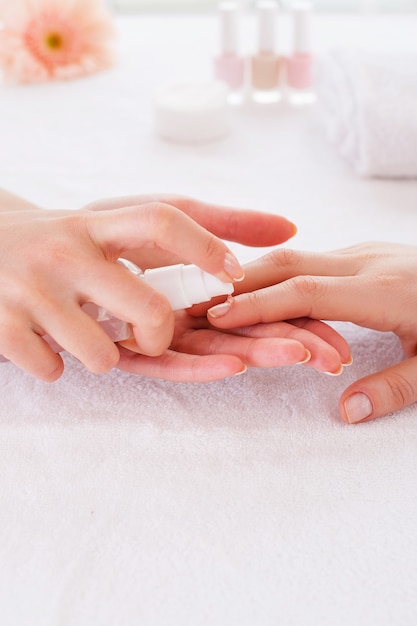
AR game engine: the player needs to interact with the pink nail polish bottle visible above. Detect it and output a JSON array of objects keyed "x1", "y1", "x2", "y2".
[
  {"x1": 250, "y1": 0, "x2": 283, "y2": 104},
  {"x1": 286, "y1": 2, "x2": 316, "y2": 105},
  {"x1": 213, "y1": 1, "x2": 245, "y2": 105}
]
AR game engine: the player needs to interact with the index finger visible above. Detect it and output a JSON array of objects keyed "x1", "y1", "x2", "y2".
[
  {"x1": 85, "y1": 194, "x2": 297, "y2": 247},
  {"x1": 86, "y1": 203, "x2": 244, "y2": 283},
  {"x1": 208, "y1": 275, "x2": 381, "y2": 329}
]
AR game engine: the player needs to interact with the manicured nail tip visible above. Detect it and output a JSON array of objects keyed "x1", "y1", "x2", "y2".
[
  {"x1": 342, "y1": 355, "x2": 354, "y2": 366},
  {"x1": 233, "y1": 365, "x2": 247, "y2": 377},
  {"x1": 208, "y1": 298, "x2": 232, "y2": 318},
  {"x1": 290, "y1": 222, "x2": 298, "y2": 236},
  {"x1": 298, "y1": 349, "x2": 311, "y2": 364},
  {"x1": 224, "y1": 252, "x2": 245, "y2": 282},
  {"x1": 324, "y1": 364, "x2": 344, "y2": 376},
  {"x1": 344, "y1": 392, "x2": 373, "y2": 424}
]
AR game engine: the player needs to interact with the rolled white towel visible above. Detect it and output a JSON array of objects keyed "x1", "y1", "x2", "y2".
[{"x1": 315, "y1": 49, "x2": 417, "y2": 178}]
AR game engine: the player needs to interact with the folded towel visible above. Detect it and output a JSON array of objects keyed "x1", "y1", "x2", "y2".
[{"x1": 315, "y1": 49, "x2": 417, "y2": 178}]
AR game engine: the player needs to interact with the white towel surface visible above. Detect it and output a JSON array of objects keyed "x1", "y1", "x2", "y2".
[
  {"x1": 316, "y1": 49, "x2": 417, "y2": 178},
  {"x1": 2, "y1": 323, "x2": 417, "y2": 626},
  {"x1": 1, "y1": 13, "x2": 417, "y2": 626}
]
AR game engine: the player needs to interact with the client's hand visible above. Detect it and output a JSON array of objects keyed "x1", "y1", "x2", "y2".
[
  {"x1": 116, "y1": 309, "x2": 349, "y2": 382},
  {"x1": 208, "y1": 243, "x2": 417, "y2": 423}
]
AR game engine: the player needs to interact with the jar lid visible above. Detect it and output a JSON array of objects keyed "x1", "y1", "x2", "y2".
[{"x1": 154, "y1": 80, "x2": 231, "y2": 144}]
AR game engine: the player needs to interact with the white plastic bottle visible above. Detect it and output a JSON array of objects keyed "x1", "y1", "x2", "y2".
[{"x1": 96, "y1": 259, "x2": 234, "y2": 343}]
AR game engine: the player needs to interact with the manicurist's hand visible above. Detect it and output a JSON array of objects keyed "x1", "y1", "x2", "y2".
[
  {"x1": 84, "y1": 193, "x2": 298, "y2": 265},
  {"x1": 0, "y1": 196, "x2": 246, "y2": 381},
  {"x1": 207, "y1": 242, "x2": 417, "y2": 423}
]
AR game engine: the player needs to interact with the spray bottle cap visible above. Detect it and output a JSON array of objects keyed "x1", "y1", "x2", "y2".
[
  {"x1": 292, "y1": 1, "x2": 312, "y2": 54},
  {"x1": 118, "y1": 258, "x2": 234, "y2": 310},
  {"x1": 219, "y1": 1, "x2": 239, "y2": 55},
  {"x1": 257, "y1": 0, "x2": 278, "y2": 53},
  {"x1": 139, "y1": 263, "x2": 234, "y2": 310}
]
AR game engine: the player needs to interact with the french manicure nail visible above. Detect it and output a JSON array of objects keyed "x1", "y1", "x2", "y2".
[
  {"x1": 208, "y1": 297, "x2": 233, "y2": 318},
  {"x1": 324, "y1": 364, "x2": 344, "y2": 376},
  {"x1": 344, "y1": 392, "x2": 373, "y2": 424},
  {"x1": 342, "y1": 355, "x2": 354, "y2": 366},
  {"x1": 224, "y1": 252, "x2": 245, "y2": 282},
  {"x1": 233, "y1": 365, "x2": 247, "y2": 377},
  {"x1": 298, "y1": 349, "x2": 311, "y2": 364}
]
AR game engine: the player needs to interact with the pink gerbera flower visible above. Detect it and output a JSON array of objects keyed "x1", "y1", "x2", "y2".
[{"x1": 0, "y1": 0, "x2": 116, "y2": 83}]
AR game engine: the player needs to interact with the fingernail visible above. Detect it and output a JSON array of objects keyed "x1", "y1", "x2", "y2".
[
  {"x1": 342, "y1": 355, "x2": 354, "y2": 366},
  {"x1": 233, "y1": 365, "x2": 247, "y2": 377},
  {"x1": 298, "y1": 349, "x2": 311, "y2": 364},
  {"x1": 324, "y1": 364, "x2": 344, "y2": 376},
  {"x1": 224, "y1": 252, "x2": 245, "y2": 282},
  {"x1": 344, "y1": 392, "x2": 373, "y2": 424},
  {"x1": 208, "y1": 297, "x2": 233, "y2": 318}
]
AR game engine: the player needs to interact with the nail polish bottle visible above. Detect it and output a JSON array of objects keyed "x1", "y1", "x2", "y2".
[
  {"x1": 213, "y1": 1, "x2": 245, "y2": 105},
  {"x1": 250, "y1": 0, "x2": 282, "y2": 104},
  {"x1": 286, "y1": 2, "x2": 316, "y2": 105}
]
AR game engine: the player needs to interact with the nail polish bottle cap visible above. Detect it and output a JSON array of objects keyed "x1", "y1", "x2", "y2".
[
  {"x1": 292, "y1": 1, "x2": 312, "y2": 54},
  {"x1": 219, "y1": 1, "x2": 239, "y2": 55},
  {"x1": 257, "y1": 0, "x2": 278, "y2": 53},
  {"x1": 140, "y1": 264, "x2": 234, "y2": 310}
]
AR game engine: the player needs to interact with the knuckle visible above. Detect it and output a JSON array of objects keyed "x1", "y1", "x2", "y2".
[
  {"x1": 87, "y1": 344, "x2": 120, "y2": 374},
  {"x1": 62, "y1": 213, "x2": 87, "y2": 236},
  {"x1": 144, "y1": 291, "x2": 173, "y2": 330},
  {"x1": 266, "y1": 248, "x2": 303, "y2": 272},
  {"x1": 144, "y1": 202, "x2": 177, "y2": 235},
  {"x1": 289, "y1": 274, "x2": 324, "y2": 299},
  {"x1": 0, "y1": 318, "x2": 25, "y2": 353},
  {"x1": 385, "y1": 372, "x2": 415, "y2": 408},
  {"x1": 245, "y1": 290, "x2": 265, "y2": 313},
  {"x1": 204, "y1": 234, "x2": 221, "y2": 260},
  {"x1": 354, "y1": 243, "x2": 385, "y2": 270},
  {"x1": 371, "y1": 273, "x2": 395, "y2": 291},
  {"x1": 337, "y1": 242, "x2": 380, "y2": 265}
]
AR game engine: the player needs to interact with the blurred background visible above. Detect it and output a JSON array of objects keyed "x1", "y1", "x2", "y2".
[{"x1": 108, "y1": 0, "x2": 417, "y2": 13}]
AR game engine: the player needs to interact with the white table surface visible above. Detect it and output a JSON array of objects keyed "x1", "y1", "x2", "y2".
[{"x1": 1, "y1": 12, "x2": 417, "y2": 626}]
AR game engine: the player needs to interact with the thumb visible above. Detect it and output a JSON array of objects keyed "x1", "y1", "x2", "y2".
[{"x1": 339, "y1": 356, "x2": 417, "y2": 424}]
